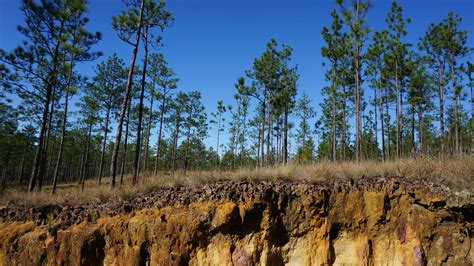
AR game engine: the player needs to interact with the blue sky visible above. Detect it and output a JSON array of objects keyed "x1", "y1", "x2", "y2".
[{"x1": 1, "y1": 0, "x2": 473, "y2": 153}]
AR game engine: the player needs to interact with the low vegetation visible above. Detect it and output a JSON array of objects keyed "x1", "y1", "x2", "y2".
[{"x1": 1, "y1": 156, "x2": 472, "y2": 207}]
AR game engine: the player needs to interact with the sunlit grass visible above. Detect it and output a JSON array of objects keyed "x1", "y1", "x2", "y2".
[{"x1": 1, "y1": 155, "x2": 472, "y2": 207}]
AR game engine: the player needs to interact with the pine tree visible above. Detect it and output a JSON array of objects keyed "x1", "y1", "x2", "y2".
[
  {"x1": 132, "y1": 0, "x2": 173, "y2": 185},
  {"x1": 385, "y1": 0, "x2": 410, "y2": 159},
  {"x1": 443, "y1": 13, "x2": 470, "y2": 155},
  {"x1": 336, "y1": 0, "x2": 371, "y2": 162},
  {"x1": 210, "y1": 100, "x2": 226, "y2": 166},
  {"x1": 88, "y1": 54, "x2": 125, "y2": 186},
  {"x1": 321, "y1": 9, "x2": 347, "y2": 161},
  {"x1": 147, "y1": 53, "x2": 178, "y2": 175},
  {"x1": 0, "y1": 0, "x2": 101, "y2": 191},
  {"x1": 366, "y1": 30, "x2": 388, "y2": 161},
  {"x1": 109, "y1": 0, "x2": 146, "y2": 188},
  {"x1": 76, "y1": 95, "x2": 100, "y2": 191}
]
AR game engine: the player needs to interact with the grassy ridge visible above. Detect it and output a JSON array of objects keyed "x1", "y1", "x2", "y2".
[{"x1": 1, "y1": 156, "x2": 472, "y2": 207}]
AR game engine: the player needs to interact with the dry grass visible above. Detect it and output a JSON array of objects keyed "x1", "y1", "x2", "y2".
[{"x1": 1, "y1": 155, "x2": 472, "y2": 207}]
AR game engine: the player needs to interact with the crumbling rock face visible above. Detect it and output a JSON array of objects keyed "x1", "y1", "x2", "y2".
[{"x1": 0, "y1": 177, "x2": 472, "y2": 265}]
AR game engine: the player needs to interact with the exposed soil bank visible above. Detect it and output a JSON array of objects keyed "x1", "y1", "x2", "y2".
[{"x1": 0, "y1": 176, "x2": 472, "y2": 265}]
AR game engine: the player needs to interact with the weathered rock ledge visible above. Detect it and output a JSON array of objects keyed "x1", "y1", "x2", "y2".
[{"x1": 0, "y1": 176, "x2": 472, "y2": 265}]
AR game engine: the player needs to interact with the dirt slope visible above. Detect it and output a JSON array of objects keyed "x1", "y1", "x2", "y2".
[{"x1": 0, "y1": 176, "x2": 472, "y2": 265}]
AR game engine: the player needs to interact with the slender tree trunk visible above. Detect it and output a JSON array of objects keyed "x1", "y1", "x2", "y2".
[
  {"x1": 385, "y1": 94, "x2": 391, "y2": 159},
  {"x1": 120, "y1": 97, "x2": 131, "y2": 187},
  {"x1": 374, "y1": 87, "x2": 379, "y2": 161},
  {"x1": 143, "y1": 86, "x2": 154, "y2": 172},
  {"x1": 184, "y1": 111, "x2": 193, "y2": 174},
  {"x1": 355, "y1": 48, "x2": 361, "y2": 162},
  {"x1": 51, "y1": 90, "x2": 70, "y2": 194},
  {"x1": 260, "y1": 97, "x2": 266, "y2": 167},
  {"x1": 395, "y1": 61, "x2": 400, "y2": 159},
  {"x1": 44, "y1": 109, "x2": 56, "y2": 187},
  {"x1": 80, "y1": 122, "x2": 93, "y2": 191},
  {"x1": 451, "y1": 62, "x2": 460, "y2": 155},
  {"x1": 98, "y1": 96, "x2": 112, "y2": 185},
  {"x1": 411, "y1": 104, "x2": 416, "y2": 156},
  {"x1": 256, "y1": 121, "x2": 261, "y2": 167},
  {"x1": 379, "y1": 77, "x2": 385, "y2": 162},
  {"x1": 332, "y1": 67, "x2": 337, "y2": 162},
  {"x1": 38, "y1": 85, "x2": 57, "y2": 190},
  {"x1": 109, "y1": 0, "x2": 145, "y2": 188},
  {"x1": 354, "y1": 0, "x2": 361, "y2": 162},
  {"x1": 171, "y1": 117, "x2": 180, "y2": 173},
  {"x1": 470, "y1": 73, "x2": 473, "y2": 154},
  {"x1": 1, "y1": 148, "x2": 11, "y2": 194},
  {"x1": 400, "y1": 88, "x2": 404, "y2": 158},
  {"x1": 51, "y1": 33, "x2": 79, "y2": 193},
  {"x1": 78, "y1": 151, "x2": 85, "y2": 184},
  {"x1": 276, "y1": 124, "x2": 280, "y2": 164},
  {"x1": 283, "y1": 106, "x2": 288, "y2": 164},
  {"x1": 216, "y1": 113, "x2": 222, "y2": 167},
  {"x1": 132, "y1": 26, "x2": 149, "y2": 186},
  {"x1": 18, "y1": 142, "x2": 28, "y2": 184},
  {"x1": 470, "y1": 74, "x2": 473, "y2": 130},
  {"x1": 153, "y1": 98, "x2": 166, "y2": 176},
  {"x1": 28, "y1": 85, "x2": 53, "y2": 192},
  {"x1": 266, "y1": 88, "x2": 271, "y2": 165},
  {"x1": 341, "y1": 87, "x2": 347, "y2": 160},
  {"x1": 437, "y1": 59, "x2": 445, "y2": 157},
  {"x1": 418, "y1": 104, "x2": 423, "y2": 154}
]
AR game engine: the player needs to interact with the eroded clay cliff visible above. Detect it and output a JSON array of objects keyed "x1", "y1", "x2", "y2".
[{"x1": 0, "y1": 176, "x2": 472, "y2": 265}]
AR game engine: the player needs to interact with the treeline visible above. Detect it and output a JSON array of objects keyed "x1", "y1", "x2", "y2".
[{"x1": 0, "y1": 0, "x2": 473, "y2": 193}]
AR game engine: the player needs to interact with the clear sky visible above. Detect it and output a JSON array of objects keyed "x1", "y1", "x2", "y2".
[{"x1": 1, "y1": 0, "x2": 473, "y2": 152}]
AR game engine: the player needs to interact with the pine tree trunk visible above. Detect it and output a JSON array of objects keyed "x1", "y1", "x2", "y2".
[
  {"x1": 283, "y1": 107, "x2": 288, "y2": 164},
  {"x1": 411, "y1": 104, "x2": 415, "y2": 156},
  {"x1": 171, "y1": 117, "x2": 180, "y2": 173},
  {"x1": 266, "y1": 89, "x2": 271, "y2": 165},
  {"x1": 80, "y1": 122, "x2": 93, "y2": 191},
  {"x1": 38, "y1": 86, "x2": 56, "y2": 190},
  {"x1": 400, "y1": 88, "x2": 404, "y2": 158},
  {"x1": 374, "y1": 87, "x2": 379, "y2": 161},
  {"x1": 216, "y1": 113, "x2": 221, "y2": 167},
  {"x1": 51, "y1": 32, "x2": 79, "y2": 193},
  {"x1": 354, "y1": 0, "x2": 361, "y2": 162},
  {"x1": 153, "y1": 98, "x2": 166, "y2": 176},
  {"x1": 395, "y1": 61, "x2": 400, "y2": 159},
  {"x1": 341, "y1": 87, "x2": 347, "y2": 160},
  {"x1": 51, "y1": 90, "x2": 70, "y2": 195},
  {"x1": 379, "y1": 77, "x2": 385, "y2": 162},
  {"x1": 451, "y1": 62, "x2": 460, "y2": 155},
  {"x1": 437, "y1": 59, "x2": 445, "y2": 157},
  {"x1": 184, "y1": 110, "x2": 193, "y2": 174},
  {"x1": 385, "y1": 94, "x2": 391, "y2": 159},
  {"x1": 98, "y1": 98, "x2": 111, "y2": 186},
  {"x1": 18, "y1": 142, "x2": 28, "y2": 184},
  {"x1": 256, "y1": 121, "x2": 261, "y2": 167},
  {"x1": 332, "y1": 67, "x2": 337, "y2": 162},
  {"x1": 418, "y1": 104, "x2": 423, "y2": 154},
  {"x1": 28, "y1": 83, "x2": 53, "y2": 192},
  {"x1": 78, "y1": 151, "x2": 85, "y2": 184},
  {"x1": 261, "y1": 96, "x2": 266, "y2": 167},
  {"x1": 132, "y1": 26, "x2": 149, "y2": 186},
  {"x1": 120, "y1": 97, "x2": 131, "y2": 187},
  {"x1": 143, "y1": 88, "x2": 154, "y2": 173},
  {"x1": 109, "y1": 0, "x2": 145, "y2": 189}
]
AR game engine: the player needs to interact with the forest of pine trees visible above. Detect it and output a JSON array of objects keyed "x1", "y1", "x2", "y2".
[{"x1": 0, "y1": 0, "x2": 472, "y2": 193}]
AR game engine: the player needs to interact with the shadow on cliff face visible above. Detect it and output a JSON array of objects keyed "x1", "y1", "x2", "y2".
[
  {"x1": 80, "y1": 231, "x2": 105, "y2": 266},
  {"x1": 139, "y1": 241, "x2": 151, "y2": 266}
]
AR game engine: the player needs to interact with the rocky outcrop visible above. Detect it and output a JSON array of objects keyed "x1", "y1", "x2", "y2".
[{"x1": 0, "y1": 177, "x2": 472, "y2": 265}]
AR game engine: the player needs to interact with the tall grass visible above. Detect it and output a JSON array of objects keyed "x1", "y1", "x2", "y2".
[{"x1": 1, "y1": 156, "x2": 472, "y2": 207}]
